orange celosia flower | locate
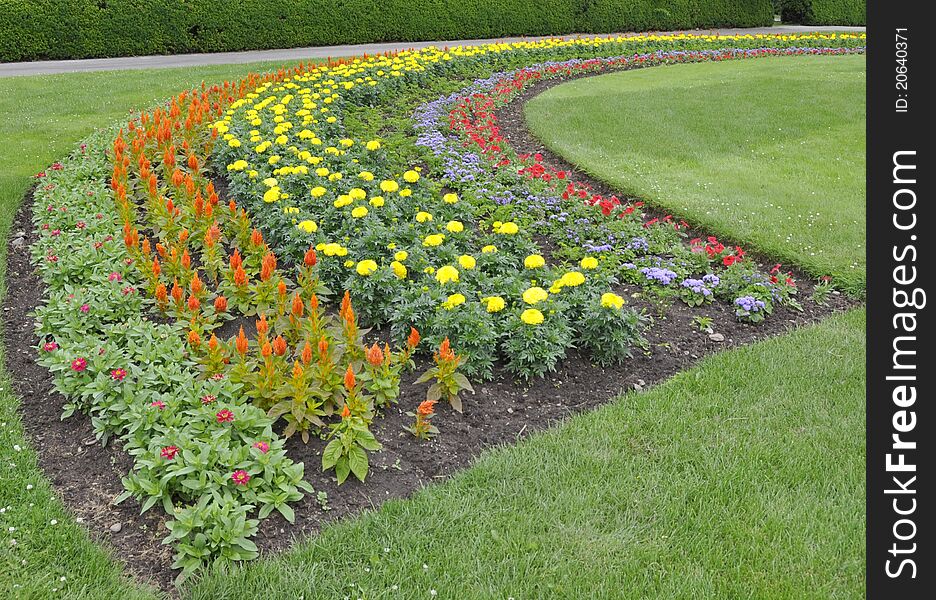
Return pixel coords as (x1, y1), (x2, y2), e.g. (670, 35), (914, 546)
(303, 246), (317, 267)
(171, 169), (184, 187)
(343, 365), (356, 392)
(228, 199), (237, 215)
(213, 295), (228, 313)
(193, 193), (203, 218)
(260, 252), (277, 281)
(229, 249), (242, 271)
(276, 280), (287, 298)
(141, 238), (151, 256)
(181, 248), (191, 270)
(408, 327), (421, 349)
(208, 334), (219, 352)
(151, 257), (161, 278)
(235, 326), (249, 355)
(301, 341), (313, 365)
(365, 343), (384, 367)
(250, 228), (264, 247)
(187, 154), (198, 171)
(416, 399), (437, 416)
(438, 337), (455, 362)
(256, 314), (269, 337)
(260, 341), (273, 358)
(233, 266), (248, 287)
(187, 295), (200, 312)
(170, 281), (183, 304)
(154, 283), (168, 305)
(318, 337), (329, 361)
(272, 336), (287, 356)
(341, 404), (351, 418)
(190, 272), (203, 295)
(187, 330), (201, 348)
(309, 294), (319, 312)
(155, 242), (167, 258)
(178, 228), (189, 244)
(339, 291), (352, 320)
(292, 361), (304, 379)
(291, 292), (304, 317)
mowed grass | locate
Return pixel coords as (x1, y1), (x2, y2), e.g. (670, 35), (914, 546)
(0, 63), (293, 600)
(187, 309), (866, 599)
(525, 55), (866, 294)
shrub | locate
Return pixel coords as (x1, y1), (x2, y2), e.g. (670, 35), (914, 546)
(780, 0), (865, 25)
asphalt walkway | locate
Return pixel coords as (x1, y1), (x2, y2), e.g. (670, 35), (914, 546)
(0, 25), (864, 78)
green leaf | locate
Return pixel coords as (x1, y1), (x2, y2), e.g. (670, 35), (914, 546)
(277, 503), (296, 523)
(321, 438), (343, 470)
(335, 456), (350, 485)
(348, 445), (369, 482)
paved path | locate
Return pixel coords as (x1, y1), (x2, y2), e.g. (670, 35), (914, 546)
(1, 26), (864, 78)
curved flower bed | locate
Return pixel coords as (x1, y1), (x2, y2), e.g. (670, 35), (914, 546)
(27, 32), (865, 581)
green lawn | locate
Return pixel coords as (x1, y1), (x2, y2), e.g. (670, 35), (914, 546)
(187, 309), (866, 599)
(525, 55), (866, 294)
(1, 56), (864, 599)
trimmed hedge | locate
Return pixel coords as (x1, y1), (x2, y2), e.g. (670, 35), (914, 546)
(780, 0), (865, 25)
(0, 0), (773, 63)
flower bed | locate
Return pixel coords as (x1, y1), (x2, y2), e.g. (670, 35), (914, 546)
(25, 32), (865, 582)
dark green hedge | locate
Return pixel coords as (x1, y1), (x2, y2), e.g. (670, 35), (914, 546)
(0, 0), (773, 63)
(780, 0), (865, 25)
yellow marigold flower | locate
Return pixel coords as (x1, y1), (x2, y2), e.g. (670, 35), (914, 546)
(522, 286), (549, 305)
(391, 261), (407, 279)
(520, 308), (545, 325)
(482, 296), (505, 313)
(416, 211), (433, 223)
(442, 293), (466, 310)
(351, 206), (369, 218)
(399, 188), (412, 197)
(247, 170), (258, 179)
(322, 243), (346, 256)
(228, 138), (242, 148)
(581, 256), (599, 270)
(549, 282), (564, 294)
(345, 260), (356, 268)
(315, 167), (329, 177)
(394, 250), (409, 261)
(328, 172), (343, 181)
(263, 177), (278, 187)
(524, 254), (546, 269)
(380, 180), (400, 193)
(443, 192), (459, 204)
(297, 220), (318, 233)
(263, 187), (281, 203)
(403, 170), (420, 183)
(333, 195), (352, 208)
(369, 196), (385, 207)
(560, 271), (585, 287)
(275, 135), (288, 145)
(498, 221), (519, 235)
(339, 138), (354, 147)
(458, 255), (476, 270)
(284, 206), (300, 215)
(366, 140), (381, 151)
(349, 187), (367, 200)
(310, 186), (327, 198)
(228, 159), (248, 171)
(481, 245), (497, 254)
(356, 260), (378, 276)
(446, 220), (464, 233)
(601, 292), (625, 309)
(435, 265), (459, 284)
(359, 171), (375, 181)
(423, 234), (445, 247)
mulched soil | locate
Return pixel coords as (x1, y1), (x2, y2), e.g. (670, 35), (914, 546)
(3, 78), (860, 593)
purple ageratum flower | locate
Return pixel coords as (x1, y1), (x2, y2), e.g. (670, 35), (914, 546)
(680, 278), (712, 297)
(734, 296), (766, 313)
(627, 237), (649, 252)
(702, 273), (720, 287)
(640, 267), (678, 286)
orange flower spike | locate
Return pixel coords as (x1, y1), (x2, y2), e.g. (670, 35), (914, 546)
(438, 337), (455, 362)
(317, 337), (329, 361)
(165, 198), (175, 215)
(292, 361), (304, 379)
(277, 280), (287, 298)
(187, 295), (200, 313)
(155, 242), (167, 258)
(301, 341), (313, 365)
(256, 314), (269, 337)
(233, 266), (248, 287)
(365, 343), (384, 367)
(170, 281), (183, 304)
(141, 238), (151, 256)
(187, 330), (201, 349)
(250, 228), (264, 248)
(154, 283), (168, 306)
(184, 175), (196, 197)
(190, 272), (203, 295)
(416, 399), (437, 417)
(235, 326), (249, 356)
(228, 199), (238, 215)
(339, 291), (352, 320)
(151, 257), (161, 278)
(171, 168), (184, 187)
(229, 249), (243, 271)
(187, 154), (199, 171)
(181, 248), (192, 270)
(193, 192), (204, 217)
(303, 246), (317, 267)
(272, 335), (287, 356)
(214, 295), (228, 313)
(291, 292), (304, 318)
(208, 334), (219, 352)
(309, 294), (319, 312)
(407, 327), (421, 349)
(260, 341), (273, 359)
(343, 365), (356, 392)
(341, 404), (351, 419)
(178, 229), (189, 244)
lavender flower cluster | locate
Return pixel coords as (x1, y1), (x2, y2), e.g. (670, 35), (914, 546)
(734, 296), (766, 313)
(640, 267), (678, 285)
(680, 278), (713, 297)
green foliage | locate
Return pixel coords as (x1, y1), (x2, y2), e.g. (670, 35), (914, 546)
(0, 0), (774, 62)
(780, 0), (865, 25)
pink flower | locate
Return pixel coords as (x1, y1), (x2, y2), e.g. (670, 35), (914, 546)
(93, 242), (103, 250)
(210, 373), (225, 381)
(50, 162), (63, 171)
(110, 368), (127, 381)
(70, 358), (87, 372)
(75, 221), (86, 230)
(160, 446), (178, 460)
(43, 341), (58, 352)
(231, 470), (250, 486)
(253, 441), (270, 454)
(50, 229), (61, 237)
(121, 286), (135, 296)
(201, 394), (216, 405)
(108, 272), (122, 282)
(216, 409), (234, 423)
(151, 400), (166, 410)
(46, 254), (58, 263)
(79, 304), (90, 313)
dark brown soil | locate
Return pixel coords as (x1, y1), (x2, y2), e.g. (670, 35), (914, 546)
(3, 78), (860, 593)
